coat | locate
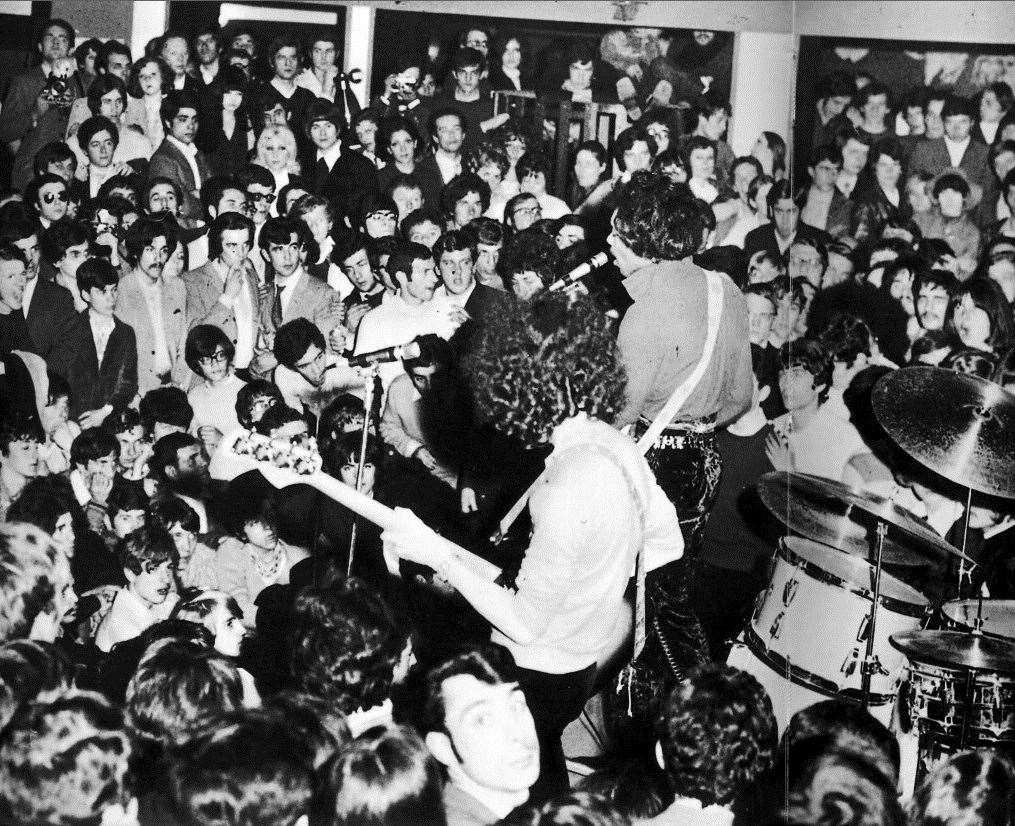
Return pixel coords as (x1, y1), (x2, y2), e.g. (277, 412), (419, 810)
(55, 312), (138, 417)
(25, 277), (77, 363)
(114, 272), (190, 393)
(148, 138), (212, 220)
(304, 145), (378, 224)
(908, 137), (996, 228)
(183, 260), (261, 349)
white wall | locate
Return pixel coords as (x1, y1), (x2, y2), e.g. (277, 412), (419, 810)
(793, 1), (1015, 44)
(729, 31), (796, 157)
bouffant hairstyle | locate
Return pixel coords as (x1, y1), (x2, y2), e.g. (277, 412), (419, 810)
(817, 313), (875, 368)
(656, 664), (777, 808)
(311, 723), (444, 826)
(498, 227), (561, 288)
(288, 579), (408, 715)
(116, 523), (175, 576)
(4, 476), (75, 536)
(122, 213), (179, 268)
(611, 171), (706, 261)
(262, 691), (350, 770)
(125, 638), (245, 747)
(465, 292), (627, 447)
(909, 749), (1015, 826)
(185, 323), (235, 375)
(0, 689), (134, 825)
(439, 172), (491, 219)
(779, 338), (833, 392)
(952, 277), (1015, 354)
(0, 523), (58, 644)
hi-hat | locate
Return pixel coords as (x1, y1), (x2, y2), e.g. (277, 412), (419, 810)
(757, 471), (967, 566)
(872, 367), (1015, 500)
(890, 630), (1015, 674)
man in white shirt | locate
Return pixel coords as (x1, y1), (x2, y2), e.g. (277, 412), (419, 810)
(419, 646), (540, 826)
(836, 131), (871, 198)
(161, 34), (195, 92)
(354, 242), (465, 393)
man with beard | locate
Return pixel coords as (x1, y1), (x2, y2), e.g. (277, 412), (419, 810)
(115, 216), (190, 394)
(150, 431), (213, 534)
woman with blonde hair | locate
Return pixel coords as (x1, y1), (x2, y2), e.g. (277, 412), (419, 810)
(254, 124), (301, 214)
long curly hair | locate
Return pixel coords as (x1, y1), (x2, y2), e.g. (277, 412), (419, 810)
(465, 292), (627, 447)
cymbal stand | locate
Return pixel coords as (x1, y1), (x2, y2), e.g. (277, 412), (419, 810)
(861, 520), (890, 709)
(347, 366), (379, 577)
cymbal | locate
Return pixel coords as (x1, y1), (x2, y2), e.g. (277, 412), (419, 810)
(757, 471), (968, 566)
(891, 630), (1015, 674)
(872, 367), (1015, 499)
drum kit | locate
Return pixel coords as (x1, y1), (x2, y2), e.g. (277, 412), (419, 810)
(727, 366), (1015, 781)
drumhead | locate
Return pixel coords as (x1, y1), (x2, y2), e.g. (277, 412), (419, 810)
(781, 536), (928, 608)
(942, 600), (1015, 639)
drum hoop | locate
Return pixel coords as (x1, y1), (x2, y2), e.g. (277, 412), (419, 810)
(743, 626), (896, 705)
(777, 542), (927, 619)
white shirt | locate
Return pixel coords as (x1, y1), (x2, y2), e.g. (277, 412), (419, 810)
(166, 134), (201, 189)
(773, 405), (870, 482)
(172, 74), (187, 90)
(945, 136), (971, 169)
(199, 63), (218, 85)
(435, 280), (475, 309)
(138, 276), (171, 375)
(214, 260), (255, 368)
(354, 294), (464, 393)
(276, 269), (305, 317)
(536, 192), (572, 219)
(21, 277), (37, 318)
(270, 77), (298, 99)
(434, 151), (462, 185)
(316, 140), (343, 172)
(89, 311), (115, 365)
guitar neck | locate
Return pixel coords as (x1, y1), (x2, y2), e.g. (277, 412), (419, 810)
(300, 471), (503, 583)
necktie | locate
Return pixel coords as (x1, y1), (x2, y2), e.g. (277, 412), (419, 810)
(271, 281), (284, 328)
(315, 156), (330, 189)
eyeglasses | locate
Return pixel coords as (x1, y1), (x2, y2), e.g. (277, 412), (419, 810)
(41, 190), (69, 205)
(513, 203), (541, 218)
(248, 191), (276, 203)
(199, 350), (229, 365)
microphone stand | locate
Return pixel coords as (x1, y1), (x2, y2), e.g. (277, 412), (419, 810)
(347, 366), (380, 576)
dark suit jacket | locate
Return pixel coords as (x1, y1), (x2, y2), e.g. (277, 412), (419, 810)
(55, 312), (138, 417)
(25, 277), (76, 363)
(743, 222), (826, 261)
(908, 137), (995, 228)
(305, 146), (378, 224)
(447, 282), (502, 364)
(414, 151), (453, 206)
(148, 138), (213, 220)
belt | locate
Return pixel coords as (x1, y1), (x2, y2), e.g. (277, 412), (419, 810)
(636, 414), (716, 435)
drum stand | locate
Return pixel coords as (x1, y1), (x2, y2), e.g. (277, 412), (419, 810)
(861, 521), (891, 709)
(347, 366), (380, 577)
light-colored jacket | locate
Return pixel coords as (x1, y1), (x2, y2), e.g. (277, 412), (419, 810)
(114, 271), (191, 394)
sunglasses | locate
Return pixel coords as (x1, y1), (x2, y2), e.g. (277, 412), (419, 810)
(248, 191), (276, 202)
(41, 190), (69, 205)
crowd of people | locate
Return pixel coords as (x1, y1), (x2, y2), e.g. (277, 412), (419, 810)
(1, 13), (1015, 826)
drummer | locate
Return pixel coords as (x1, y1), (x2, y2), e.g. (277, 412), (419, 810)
(765, 340), (880, 486)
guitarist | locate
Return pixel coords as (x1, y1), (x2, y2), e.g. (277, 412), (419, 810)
(382, 292), (683, 804)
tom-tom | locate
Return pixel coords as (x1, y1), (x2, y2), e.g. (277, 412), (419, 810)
(903, 660), (1015, 742)
(941, 600), (1015, 641)
(747, 536), (928, 703)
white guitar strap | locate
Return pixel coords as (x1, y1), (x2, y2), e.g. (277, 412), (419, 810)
(635, 269), (727, 454)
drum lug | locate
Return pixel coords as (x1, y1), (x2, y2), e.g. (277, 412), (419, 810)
(770, 611), (784, 640)
(841, 647), (860, 678)
(782, 578), (798, 607)
(857, 613), (870, 642)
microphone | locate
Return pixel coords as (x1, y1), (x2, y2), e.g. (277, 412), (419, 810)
(547, 252), (611, 292)
(346, 341), (422, 367)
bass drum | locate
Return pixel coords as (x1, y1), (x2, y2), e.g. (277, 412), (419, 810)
(941, 600), (1015, 640)
(747, 537), (928, 703)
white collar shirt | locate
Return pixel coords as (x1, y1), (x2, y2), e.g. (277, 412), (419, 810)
(166, 134), (201, 187)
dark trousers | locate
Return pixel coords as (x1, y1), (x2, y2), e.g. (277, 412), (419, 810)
(689, 560), (770, 663)
(515, 663), (596, 803)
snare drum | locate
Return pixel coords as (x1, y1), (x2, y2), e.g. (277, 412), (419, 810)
(747, 537), (928, 703)
(904, 660), (1015, 741)
(941, 600), (1015, 640)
